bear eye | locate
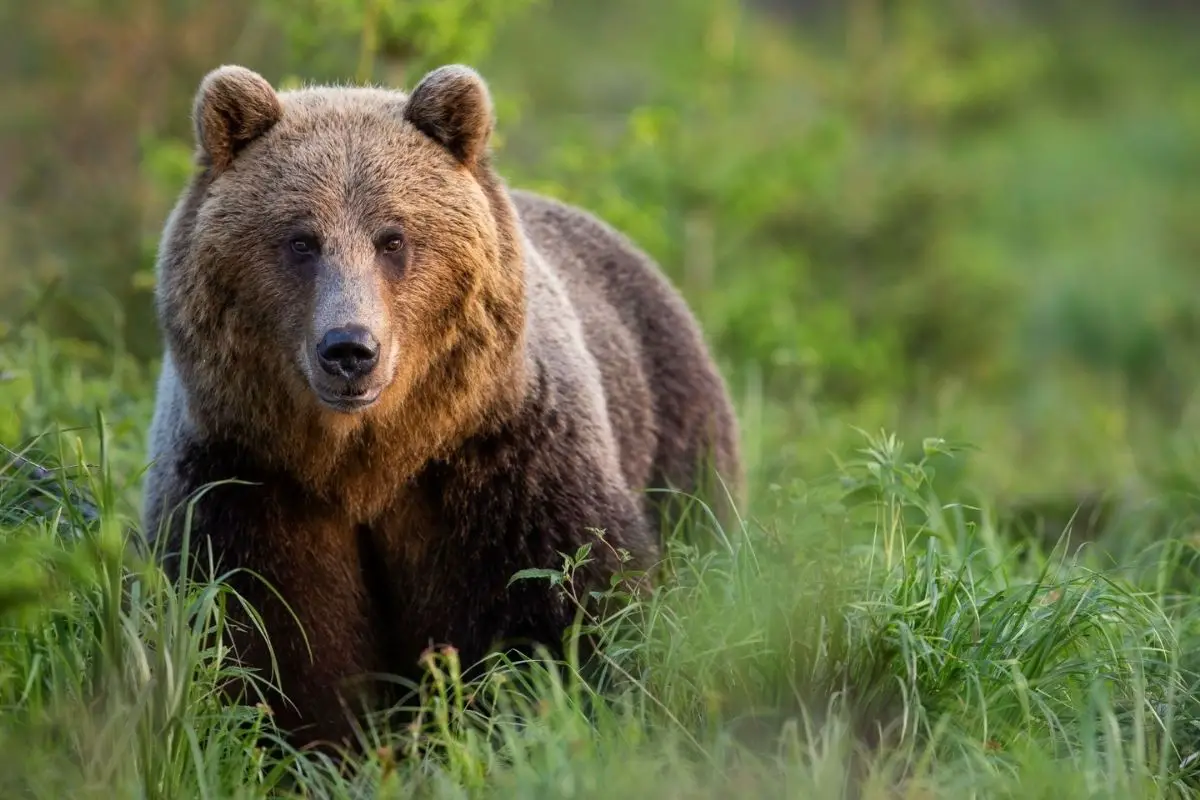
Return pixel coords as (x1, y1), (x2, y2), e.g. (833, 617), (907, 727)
(289, 235), (319, 256)
(375, 230), (407, 279)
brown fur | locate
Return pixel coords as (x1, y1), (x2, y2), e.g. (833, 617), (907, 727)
(143, 64), (741, 751)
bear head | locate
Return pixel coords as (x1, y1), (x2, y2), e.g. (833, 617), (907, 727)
(155, 64), (527, 507)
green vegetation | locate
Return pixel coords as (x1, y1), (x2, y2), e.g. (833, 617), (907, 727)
(3, 0), (1200, 795)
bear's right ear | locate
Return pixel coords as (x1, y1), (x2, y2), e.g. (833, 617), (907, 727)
(403, 65), (494, 168)
(192, 65), (283, 173)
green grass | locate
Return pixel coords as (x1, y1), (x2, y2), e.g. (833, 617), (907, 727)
(4, 338), (1200, 798)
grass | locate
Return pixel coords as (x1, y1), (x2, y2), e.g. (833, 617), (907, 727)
(4, 339), (1200, 798)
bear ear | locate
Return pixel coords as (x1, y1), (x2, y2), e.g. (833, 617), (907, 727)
(403, 65), (494, 167)
(193, 65), (283, 173)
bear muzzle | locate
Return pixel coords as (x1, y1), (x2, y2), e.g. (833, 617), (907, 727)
(317, 325), (379, 380)
(310, 324), (386, 413)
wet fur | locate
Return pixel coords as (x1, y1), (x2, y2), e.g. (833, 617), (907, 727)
(143, 65), (741, 750)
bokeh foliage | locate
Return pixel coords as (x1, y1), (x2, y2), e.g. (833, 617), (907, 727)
(3, 0), (1199, 518)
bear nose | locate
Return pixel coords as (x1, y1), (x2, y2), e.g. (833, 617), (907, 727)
(316, 325), (380, 379)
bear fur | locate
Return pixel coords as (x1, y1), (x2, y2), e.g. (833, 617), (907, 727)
(142, 63), (741, 750)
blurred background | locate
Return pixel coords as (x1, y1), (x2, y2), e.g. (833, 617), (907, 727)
(1, 0), (1198, 544)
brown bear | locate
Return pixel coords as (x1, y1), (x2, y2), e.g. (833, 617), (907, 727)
(142, 62), (742, 750)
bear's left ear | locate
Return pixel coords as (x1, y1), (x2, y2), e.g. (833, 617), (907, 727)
(193, 65), (283, 173)
(403, 65), (494, 167)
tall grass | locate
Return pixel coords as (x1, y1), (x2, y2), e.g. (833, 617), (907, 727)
(2, 355), (1199, 797)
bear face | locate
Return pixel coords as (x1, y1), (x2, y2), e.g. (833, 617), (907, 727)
(156, 66), (528, 514)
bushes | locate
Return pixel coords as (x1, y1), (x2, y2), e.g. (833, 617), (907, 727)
(4, 0), (1199, 502)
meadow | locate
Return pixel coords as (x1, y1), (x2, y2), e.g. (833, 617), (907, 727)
(2, 0), (1200, 796)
